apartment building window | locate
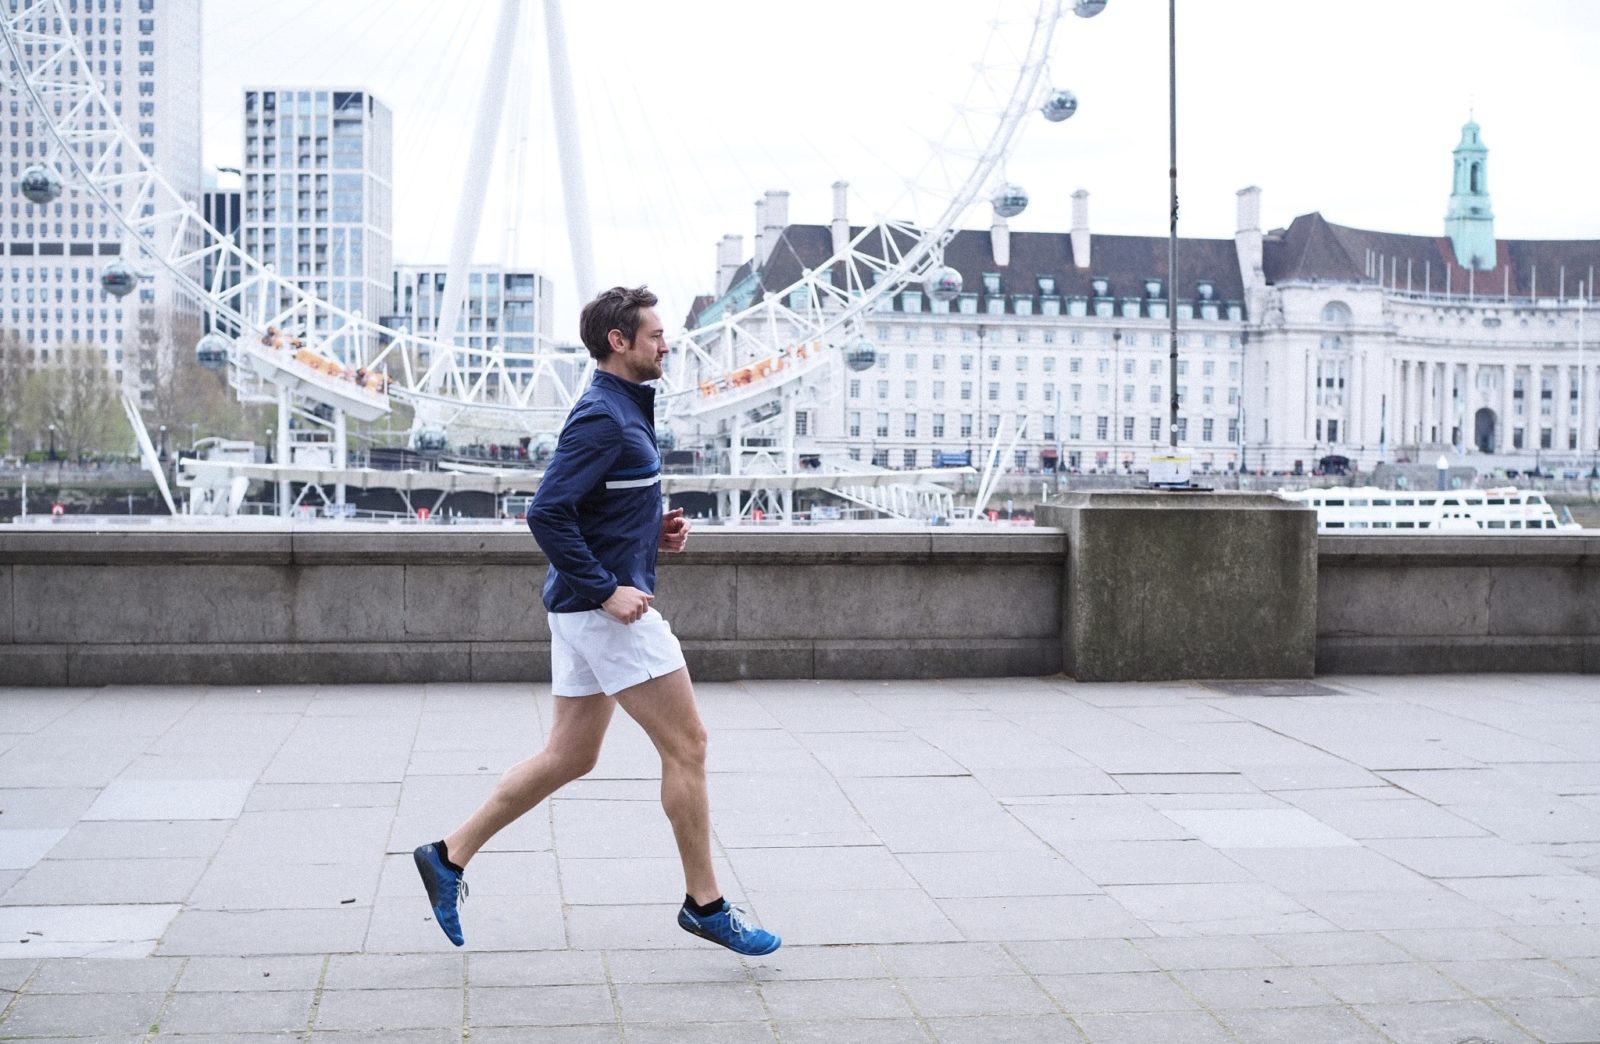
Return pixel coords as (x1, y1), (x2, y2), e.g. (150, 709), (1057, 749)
(932, 413), (945, 438)
(1070, 415), (1082, 439)
(960, 414), (973, 437)
(795, 411), (809, 436)
(876, 379), (888, 398)
(903, 413), (917, 437)
(988, 382), (1000, 401)
(904, 449), (918, 468)
(876, 412), (889, 438)
(848, 411), (860, 437)
(1016, 383), (1027, 402)
(848, 379), (860, 399)
(1202, 418), (1214, 442)
(1150, 418), (1162, 441)
(1123, 417), (1135, 440)
(1096, 416), (1108, 439)
(905, 381), (916, 399)
(960, 381), (972, 401)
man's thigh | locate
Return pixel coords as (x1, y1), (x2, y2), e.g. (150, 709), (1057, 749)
(613, 668), (704, 761)
(545, 691), (618, 759)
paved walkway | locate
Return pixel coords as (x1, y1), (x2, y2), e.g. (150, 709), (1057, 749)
(1, 675), (1598, 1043)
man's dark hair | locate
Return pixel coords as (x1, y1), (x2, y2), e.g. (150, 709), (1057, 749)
(579, 285), (658, 361)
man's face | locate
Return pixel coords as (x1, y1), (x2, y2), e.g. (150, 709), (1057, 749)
(619, 306), (669, 382)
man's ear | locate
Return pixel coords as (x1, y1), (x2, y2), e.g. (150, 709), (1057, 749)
(607, 328), (629, 353)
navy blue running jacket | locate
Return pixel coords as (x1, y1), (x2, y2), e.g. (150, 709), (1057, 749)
(527, 369), (663, 613)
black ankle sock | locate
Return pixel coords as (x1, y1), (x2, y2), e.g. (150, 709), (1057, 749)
(685, 894), (727, 917)
(436, 840), (465, 876)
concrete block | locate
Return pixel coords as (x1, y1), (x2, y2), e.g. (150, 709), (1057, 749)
(1041, 492), (1317, 681)
(403, 564), (545, 642)
(652, 562), (738, 639)
(1316, 635), (1586, 675)
(1487, 564), (1591, 637)
(1319, 565), (1492, 638)
(0, 564), (12, 643)
(735, 562), (1058, 640)
(682, 640), (814, 681)
(0, 645), (67, 685)
(469, 642), (550, 683)
(290, 565), (404, 642)
(15, 564), (294, 643)
(65, 642), (474, 687)
(812, 638), (1059, 679)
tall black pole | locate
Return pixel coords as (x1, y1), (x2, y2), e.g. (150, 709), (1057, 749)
(1167, 0), (1180, 452)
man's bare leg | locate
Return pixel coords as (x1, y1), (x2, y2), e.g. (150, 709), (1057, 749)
(443, 692), (617, 867)
(613, 667), (719, 904)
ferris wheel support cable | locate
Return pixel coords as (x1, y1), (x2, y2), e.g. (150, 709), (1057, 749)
(432, 0), (521, 395)
(543, 0), (597, 303)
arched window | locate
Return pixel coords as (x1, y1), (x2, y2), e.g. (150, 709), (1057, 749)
(1320, 301), (1351, 325)
(1470, 162), (1481, 193)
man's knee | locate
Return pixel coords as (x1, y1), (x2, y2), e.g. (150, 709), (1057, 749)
(541, 743), (601, 783)
(672, 721), (709, 769)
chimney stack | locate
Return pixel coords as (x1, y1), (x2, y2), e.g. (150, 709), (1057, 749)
(752, 198), (767, 271)
(762, 189), (789, 264)
(990, 215), (1011, 268)
(831, 180), (850, 257)
(1070, 189), (1090, 269)
(1234, 185), (1265, 317)
(716, 234), (743, 295)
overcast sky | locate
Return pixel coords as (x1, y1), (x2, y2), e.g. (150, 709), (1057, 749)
(199, 0), (1600, 341)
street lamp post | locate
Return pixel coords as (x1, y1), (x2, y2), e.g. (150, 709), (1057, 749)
(157, 424), (167, 462)
(47, 423), (56, 462)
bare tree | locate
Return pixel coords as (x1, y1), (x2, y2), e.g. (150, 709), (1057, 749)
(16, 341), (124, 460)
(0, 328), (29, 456)
(140, 310), (270, 448)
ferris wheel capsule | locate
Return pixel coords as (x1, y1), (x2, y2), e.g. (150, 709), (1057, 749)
(1073, 0), (1108, 17)
(991, 184), (1029, 219)
(655, 424), (676, 452)
(100, 261), (138, 298)
(195, 332), (231, 370)
(845, 340), (877, 372)
(925, 265), (964, 302)
(19, 165), (64, 205)
(1041, 89), (1078, 122)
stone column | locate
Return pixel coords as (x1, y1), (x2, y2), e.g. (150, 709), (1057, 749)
(1427, 358), (1440, 445)
(1464, 361), (1478, 451)
(1557, 363), (1572, 454)
(1502, 362), (1517, 453)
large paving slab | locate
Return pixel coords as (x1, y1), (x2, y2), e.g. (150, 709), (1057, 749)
(0, 674), (1596, 1041)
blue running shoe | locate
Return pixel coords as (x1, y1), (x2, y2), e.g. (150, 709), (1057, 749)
(677, 900), (781, 956)
(413, 843), (466, 946)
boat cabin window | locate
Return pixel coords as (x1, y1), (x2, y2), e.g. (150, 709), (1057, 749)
(1396, 499), (1415, 507)
(1373, 498), (1391, 506)
(1350, 499), (1368, 507)
(1486, 520), (1506, 528)
(1487, 498), (1505, 505)
(1325, 499), (1344, 507)
(1326, 521), (1345, 528)
(1442, 499), (1459, 505)
(1510, 520), (1522, 528)
(1396, 521), (1416, 528)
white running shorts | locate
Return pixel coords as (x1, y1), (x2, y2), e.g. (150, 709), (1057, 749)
(547, 607), (687, 697)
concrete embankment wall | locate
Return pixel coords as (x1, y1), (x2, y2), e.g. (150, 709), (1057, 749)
(1, 526), (1595, 685)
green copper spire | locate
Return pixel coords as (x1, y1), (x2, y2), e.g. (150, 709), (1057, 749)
(1444, 117), (1496, 270)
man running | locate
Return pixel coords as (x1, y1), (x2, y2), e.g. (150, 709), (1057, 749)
(414, 285), (780, 957)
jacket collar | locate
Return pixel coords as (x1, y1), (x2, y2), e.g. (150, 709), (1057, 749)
(592, 368), (657, 412)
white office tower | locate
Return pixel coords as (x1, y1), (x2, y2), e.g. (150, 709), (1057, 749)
(240, 88), (393, 360)
(391, 264), (554, 358)
(2, 0), (202, 403)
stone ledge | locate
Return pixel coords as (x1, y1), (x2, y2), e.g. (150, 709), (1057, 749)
(1317, 635), (1598, 674)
